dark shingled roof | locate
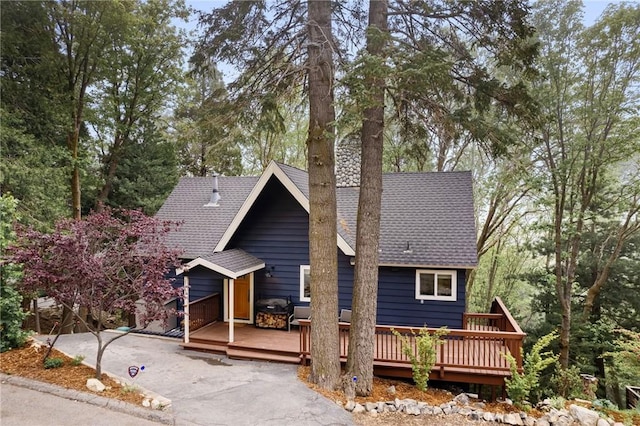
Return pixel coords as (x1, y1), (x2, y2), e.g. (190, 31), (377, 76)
(155, 176), (258, 259)
(157, 163), (477, 268)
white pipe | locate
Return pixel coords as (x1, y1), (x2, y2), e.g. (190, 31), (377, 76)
(229, 278), (234, 343)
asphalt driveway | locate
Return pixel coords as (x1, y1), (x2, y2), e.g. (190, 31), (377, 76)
(32, 332), (352, 426)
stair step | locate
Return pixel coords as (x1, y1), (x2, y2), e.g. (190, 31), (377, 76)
(181, 341), (227, 354)
(226, 348), (301, 364)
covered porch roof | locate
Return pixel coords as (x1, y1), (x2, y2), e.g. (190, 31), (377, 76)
(177, 248), (265, 279)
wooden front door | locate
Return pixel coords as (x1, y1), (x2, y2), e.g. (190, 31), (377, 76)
(232, 274), (251, 320)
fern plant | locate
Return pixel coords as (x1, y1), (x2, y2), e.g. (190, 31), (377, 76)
(392, 326), (449, 391)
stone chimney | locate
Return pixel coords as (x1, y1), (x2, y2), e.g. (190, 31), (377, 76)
(335, 137), (361, 187)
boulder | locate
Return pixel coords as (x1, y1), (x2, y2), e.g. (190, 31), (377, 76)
(365, 402), (378, 412)
(504, 412), (524, 425)
(454, 393), (470, 406)
(86, 378), (105, 393)
(570, 404), (600, 426)
(352, 403), (366, 414)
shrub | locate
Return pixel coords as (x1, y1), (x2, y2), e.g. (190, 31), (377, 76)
(43, 357), (64, 369)
(505, 331), (558, 406)
(71, 355), (85, 366)
(551, 363), (588, 399)
(392, 326), (449, 391)
(0, 195), (29, 352)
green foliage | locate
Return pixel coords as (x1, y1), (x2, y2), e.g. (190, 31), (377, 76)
(549, 396), (567, 410)
(392, 327), (449, 392)
(551, 363), (592, 399)
(71, 355), (86, 366)
(43, 357), (64, 369)
(505, 331), (559, 405)
(0, 195), (29, 352)
(121, 383), (140, 394)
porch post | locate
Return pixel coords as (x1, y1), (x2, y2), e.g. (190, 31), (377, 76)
(229, 278), (235, 343)
(183, 269), (190, 344)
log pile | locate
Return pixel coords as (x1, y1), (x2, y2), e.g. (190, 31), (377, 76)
(256, 312), (288, 329)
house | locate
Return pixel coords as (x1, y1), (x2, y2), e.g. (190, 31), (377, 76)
(155, 154), (525, 389)
(156, 160), (477, 328)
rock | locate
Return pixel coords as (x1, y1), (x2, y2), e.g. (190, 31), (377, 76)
(420, 406), (432, 415)
(495, 413), (504, 423)
(406, 404), (421, 416)
(432, 407), (443, 415)
(596, 419), (610, 426)
(504, 413), (524, 425)
(142, 399), (151, 408)
(469, 412), (481, 421)
(345, 400), (356, 412)
(454, 393), (470, 406)
(386, 385), (396, 395)
(570, 404), (600, 426)
(365, 402), (378, 412)
(369, 410), (378, 417)
(86, 378), (105, 392)
(377, 402), (386, 413)
(524, 416), (536, 426)
(536, 419), (550, 426)
(483, 412), (495, 422)
(151, 399), (161, 410)
(473, 401), (486, 409)
(443, 406), (452, 415)
(352, 403), (366, 414)
(458, 408), (472, 416)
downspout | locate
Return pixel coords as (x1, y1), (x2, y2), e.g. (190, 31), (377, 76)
(183, 268), (190, 344)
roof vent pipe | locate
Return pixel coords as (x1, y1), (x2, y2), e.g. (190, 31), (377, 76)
(204, 173), (221, 207)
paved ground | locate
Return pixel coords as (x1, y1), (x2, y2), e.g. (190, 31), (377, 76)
(4, 332), (353, 426)
(0, 380), (164, 426)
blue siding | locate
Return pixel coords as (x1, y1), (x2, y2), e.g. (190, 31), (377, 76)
(376, 267), (466, 328)
(230, 177), (312, 304)
(181, 265), (224, 302)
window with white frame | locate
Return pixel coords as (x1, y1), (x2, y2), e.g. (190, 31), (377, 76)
(415, 270), (457, 301)
(300, 265), (311, 302)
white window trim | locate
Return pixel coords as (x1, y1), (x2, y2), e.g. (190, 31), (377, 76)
(415, 269), (457, 301)
(300, 265), (311, 302)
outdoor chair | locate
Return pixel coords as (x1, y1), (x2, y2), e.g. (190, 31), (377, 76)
(339, 309), (352, 323)
(288, 305), (311, 332)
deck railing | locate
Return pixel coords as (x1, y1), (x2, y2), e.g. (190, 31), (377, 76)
(626, 386), (640, 409)
(299, 297), (525, 376)
(189, 293), (220, 332)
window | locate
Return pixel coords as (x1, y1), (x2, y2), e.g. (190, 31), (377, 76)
(300, 265), (311, 302)
(415, 270), (457, 301)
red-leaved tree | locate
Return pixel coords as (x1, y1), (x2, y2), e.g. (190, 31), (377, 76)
(7, 207), (182, 378)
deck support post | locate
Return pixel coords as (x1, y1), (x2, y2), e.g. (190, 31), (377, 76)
(229, 278), (235, 343)
(184, 270), (190, 344)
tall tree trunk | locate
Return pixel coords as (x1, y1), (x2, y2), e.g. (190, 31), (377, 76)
(307, 0), (340, 391)
(69, 127), (82, 220)
(346, 0), (387, 397)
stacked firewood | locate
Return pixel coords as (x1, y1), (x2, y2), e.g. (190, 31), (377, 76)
(256, 312), (287, 329)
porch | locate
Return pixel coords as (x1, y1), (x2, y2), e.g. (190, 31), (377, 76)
(181, 296), (525, 388)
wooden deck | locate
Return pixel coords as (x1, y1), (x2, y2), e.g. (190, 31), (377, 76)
(181, 297), (525, 388)
(183, 322), (302, 363)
